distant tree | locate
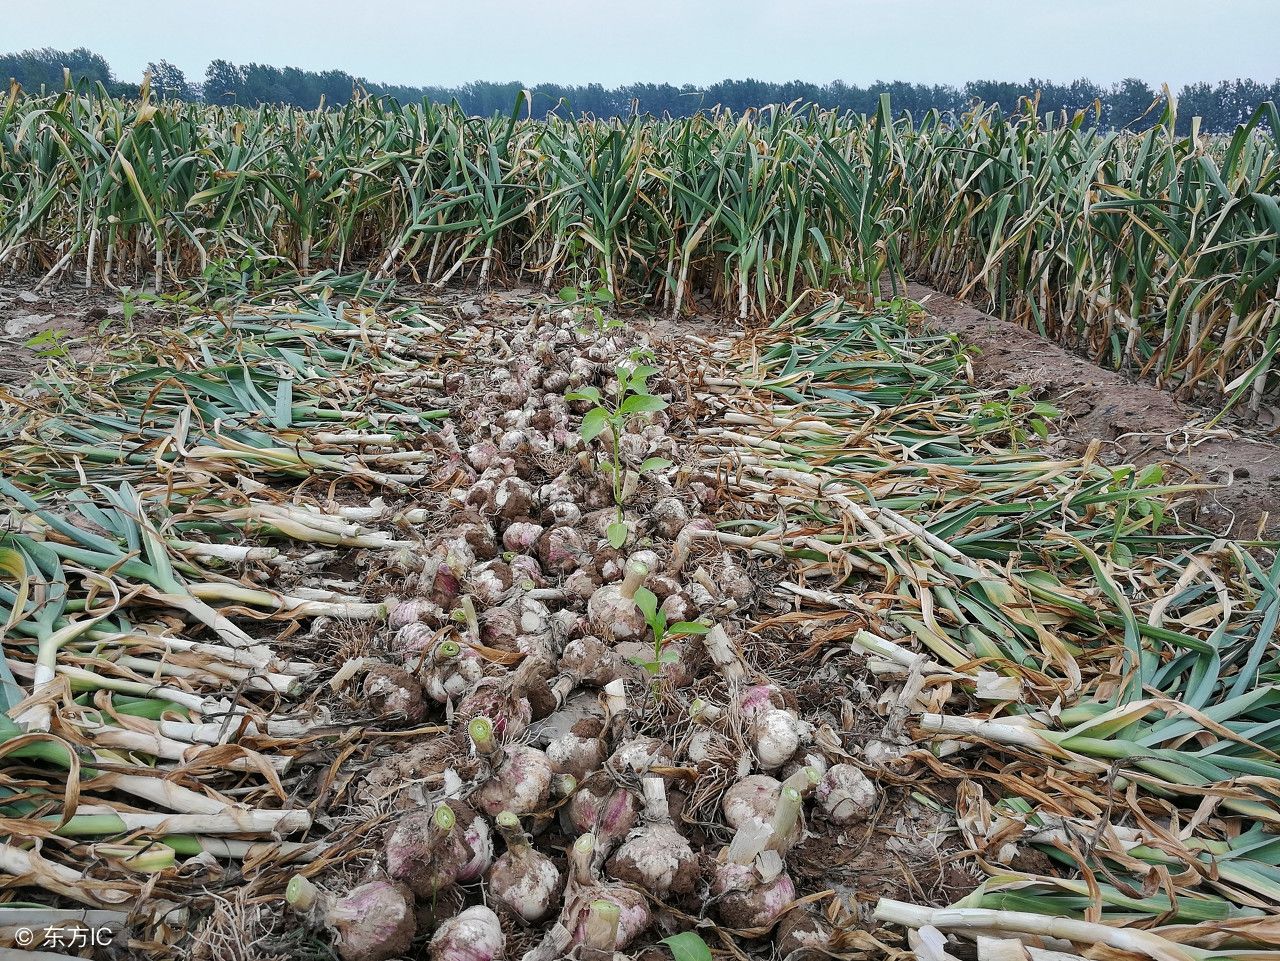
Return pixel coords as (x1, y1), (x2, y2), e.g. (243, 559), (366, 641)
(1106, 78), (1160, 130)
(1030, 78), (1104, 125)
(203, 59), (244, 103)
(1224, 78), (1273, 128)
(146, 59), (191, 100)
(1175, 81), (1217, 134)
(3, 45), (1277, 130)
(240, 63), (283, 104)
(315, 69), (357, 107)
(964, 80), (1029, 114)
(0, 46), (115, 93)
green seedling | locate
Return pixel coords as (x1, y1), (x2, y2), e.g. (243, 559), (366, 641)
(971, 385), (1060, 450)
(567, 354), (672, 548)
(23, 328), (70, 359)
(628, 586), (708, 680)
(559, 278), (620, 333)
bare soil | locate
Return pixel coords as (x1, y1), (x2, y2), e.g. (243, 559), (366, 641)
(906, 281), (1280, 538)
(0, 280), (168, 387)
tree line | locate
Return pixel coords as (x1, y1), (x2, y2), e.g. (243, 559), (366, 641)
(3, 46), (1277, 132)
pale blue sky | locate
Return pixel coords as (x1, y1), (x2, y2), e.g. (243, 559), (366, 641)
(4, 0), (1272, 89)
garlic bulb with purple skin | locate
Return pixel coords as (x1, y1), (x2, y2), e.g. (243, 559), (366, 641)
(539, 472), (577, 508)
(543, 500), (582, 529)
(645, 572), (681, 599)
(466, 440), (501, 472)
(732, 683), (785, 717)
(722, 767), (819, 852)
(536, 525), (586, 573)
(446, 513), (500, 561)
(565, 569), (602, 599)
(563, 776), (640, 852)
(393, 621), (439, 662)
(722, 774), (783, 832)
(625, 548), (661, 572)
(509, 553), (547, 587)
(732, 685), (812, 771)
(593, 549), (627, 584)
(615, 636), (695, 688)
(386, 803), (473, 897)
(455, 677), (531, 739)
(285, 876), (416, 961)
(577, 900), (622, 961)
(502, 520), (543, 553)
(422, 559), (465, 609)
(429, 905), (505, 961)
(587, 559), (649, 642)
(607, 777), (699, 898)
(362, 664), (427, 724)
(488, 811), (563, 923)
(716, 553), (754, 607)
(492, 475), (537, 521)
(545, 716), (606, 781)
(714, 861), (796, 931)
(469, 716), (553, 817)
(479, 595), (552, 652)
(564, 834), (651, 952)
(558, 635), (633, 688)
(816, 763), (878, 824)
(466, 560), (513, 607)
(423, 640), (486, 704)
(649, 496), (689, 539)
(451, 800), (493, 882)
(711, 786), (802, 930)
(387, 596), (446, 630)
(751, 707), (811, 771)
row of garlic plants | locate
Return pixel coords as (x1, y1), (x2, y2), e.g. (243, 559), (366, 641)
(2, 81), (1276, 405)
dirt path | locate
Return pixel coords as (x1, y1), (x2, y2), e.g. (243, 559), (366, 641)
(905, 281), (1280, 538)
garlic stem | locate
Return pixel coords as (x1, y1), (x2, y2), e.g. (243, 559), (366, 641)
(704, 624), (747, 683)
(433, 802), (457, 834)
(583, 899), (621, 953)
(172, 540), (279, 564)
(460, 595), (480, 643)
(620, 469), (639, 504)
(495, 810), (529, 852)
(286, 874), (321, 911)
(556, 773), (578, 798)
(469, 715), (500, 760)
(618, 561), (649, 601)
(726, 822), (773, 866)
(727, 785), (802, 864)
(690, 697), (723, 723)
(872, 899), (1201, 961)
(781, 765), (821, 797)
(603, 679), (628, 719)
(641, 777), (669, 822)
(571, 832), (597, 884)
(767, 786), (803, 851)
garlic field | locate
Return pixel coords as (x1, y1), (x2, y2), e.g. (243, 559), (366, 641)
(2, 283), (1279, 961)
